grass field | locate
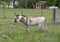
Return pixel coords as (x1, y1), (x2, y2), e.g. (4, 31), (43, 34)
(0, 9), (60, 42)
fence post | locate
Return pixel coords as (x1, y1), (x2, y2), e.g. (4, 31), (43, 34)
(52, 8), (56, 24)
(49, 6), (58, 24)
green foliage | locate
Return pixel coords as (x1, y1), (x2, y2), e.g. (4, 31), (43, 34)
(58, 0), (60, 8)
(46, 0), (57, 6)
(17, 0), (38, 8)
(17, 0), (26, 8)
(0, 0), (10, 2)
(1, 0), (60, 8)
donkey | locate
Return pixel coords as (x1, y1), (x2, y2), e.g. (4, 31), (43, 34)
(13, 14), (47, 32)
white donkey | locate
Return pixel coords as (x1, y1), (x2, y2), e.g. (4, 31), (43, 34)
(13, 14), (47, 32)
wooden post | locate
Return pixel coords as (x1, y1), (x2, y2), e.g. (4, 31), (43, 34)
(49, 6), (58, 24)
(52, 8), (56, 24)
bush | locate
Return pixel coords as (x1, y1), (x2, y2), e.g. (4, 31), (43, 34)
(46, 0), (57, 6)
(17, 0), (38, 8)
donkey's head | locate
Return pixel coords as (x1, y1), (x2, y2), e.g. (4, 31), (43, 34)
(13, 13), (23, 24)
(13, 13), (27, 24)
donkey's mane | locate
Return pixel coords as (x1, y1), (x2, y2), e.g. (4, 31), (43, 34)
(22, 14), (27, 17)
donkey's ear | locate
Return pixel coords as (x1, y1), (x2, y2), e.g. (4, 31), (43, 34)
(21, 11), (25, 16)
(21, 14), (26, 17)
(14, 13), (19, 16)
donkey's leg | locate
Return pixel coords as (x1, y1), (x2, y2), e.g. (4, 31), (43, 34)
(41, 22), (47, 32)
(44, 23), (47, 31)
(38, 24), (42, 31)
(25, 25), (30, 32)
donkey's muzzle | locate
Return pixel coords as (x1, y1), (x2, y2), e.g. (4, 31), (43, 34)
(13, 21), (17, 25)
(13, 18), (17, 25)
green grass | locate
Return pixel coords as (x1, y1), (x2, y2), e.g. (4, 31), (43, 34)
(0, 9), (60, 42)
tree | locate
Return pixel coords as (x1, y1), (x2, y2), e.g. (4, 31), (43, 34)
(17, 0), (38, 8)
(46, 0), (57, 6)
(58, 0), (60, 8)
